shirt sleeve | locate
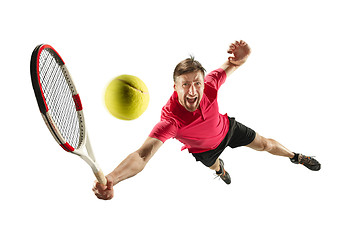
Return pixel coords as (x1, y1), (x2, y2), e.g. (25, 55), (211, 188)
(149, 120), (177, 143)
(204, 68), (227, 90)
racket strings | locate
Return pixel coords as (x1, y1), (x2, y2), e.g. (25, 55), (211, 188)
(39, 49), (81, 149)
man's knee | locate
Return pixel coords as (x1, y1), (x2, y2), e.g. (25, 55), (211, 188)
(260, 138), (274, 152)
(247, 134), (274, 152)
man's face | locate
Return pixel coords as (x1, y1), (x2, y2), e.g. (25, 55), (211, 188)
(174, 71), (204, 112)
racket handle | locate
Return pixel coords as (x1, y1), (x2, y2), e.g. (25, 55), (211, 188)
(94, 170), (107, 185)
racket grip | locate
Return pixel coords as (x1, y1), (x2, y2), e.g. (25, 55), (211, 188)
(94, 170), (107, 185)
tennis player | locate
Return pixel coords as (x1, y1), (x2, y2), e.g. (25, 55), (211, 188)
(93, 40), (320, 200)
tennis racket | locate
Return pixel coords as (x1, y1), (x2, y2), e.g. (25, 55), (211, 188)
(30, 44), (107, 185)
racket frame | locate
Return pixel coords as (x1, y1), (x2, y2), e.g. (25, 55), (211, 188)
(30, 44), (106, 185)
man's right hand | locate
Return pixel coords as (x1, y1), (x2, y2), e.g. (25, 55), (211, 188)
(91, 137), (163, 200)
(92, 176), (114, 200)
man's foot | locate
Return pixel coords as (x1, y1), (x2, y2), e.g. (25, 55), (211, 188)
(215, 159), (231, 184)
(290, 153), (321, 171)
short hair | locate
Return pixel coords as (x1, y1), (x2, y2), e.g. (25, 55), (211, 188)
(173, 56), (206, 82)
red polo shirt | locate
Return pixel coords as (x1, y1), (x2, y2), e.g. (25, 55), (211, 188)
(149, 68), (229, 153)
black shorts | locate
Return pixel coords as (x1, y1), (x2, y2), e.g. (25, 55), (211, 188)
(191, 117), (256, 167)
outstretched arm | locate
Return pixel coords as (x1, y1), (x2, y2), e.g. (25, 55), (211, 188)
(221, 40), (251, 76)
(92, 137), (163, 200)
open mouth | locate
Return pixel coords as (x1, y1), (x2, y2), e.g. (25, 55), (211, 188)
(187, 97), (197, 104)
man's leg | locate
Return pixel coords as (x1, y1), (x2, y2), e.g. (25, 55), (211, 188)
(246, 133), (295, 158)
(209, 158), (221, 171)
(246, 132), (321, 171)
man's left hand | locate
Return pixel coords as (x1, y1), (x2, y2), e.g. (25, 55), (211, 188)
(227, 40), (251, 66)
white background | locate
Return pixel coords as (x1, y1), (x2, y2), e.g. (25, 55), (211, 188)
(1, 0), (359, 239)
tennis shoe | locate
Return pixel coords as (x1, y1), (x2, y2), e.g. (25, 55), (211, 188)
(214, 159), (231, 184)
(290, 154), (321, 171)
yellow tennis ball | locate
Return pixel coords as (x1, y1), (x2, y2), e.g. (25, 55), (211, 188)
(104, 75), (149, 120)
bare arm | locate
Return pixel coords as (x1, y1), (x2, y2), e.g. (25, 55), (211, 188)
(108, 137), (163, 185)
(93, 137), (163, 200)
(220, 40), (251, 77)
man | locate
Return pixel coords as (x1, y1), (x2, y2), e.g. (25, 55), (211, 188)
(93, 40), (320, 200)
